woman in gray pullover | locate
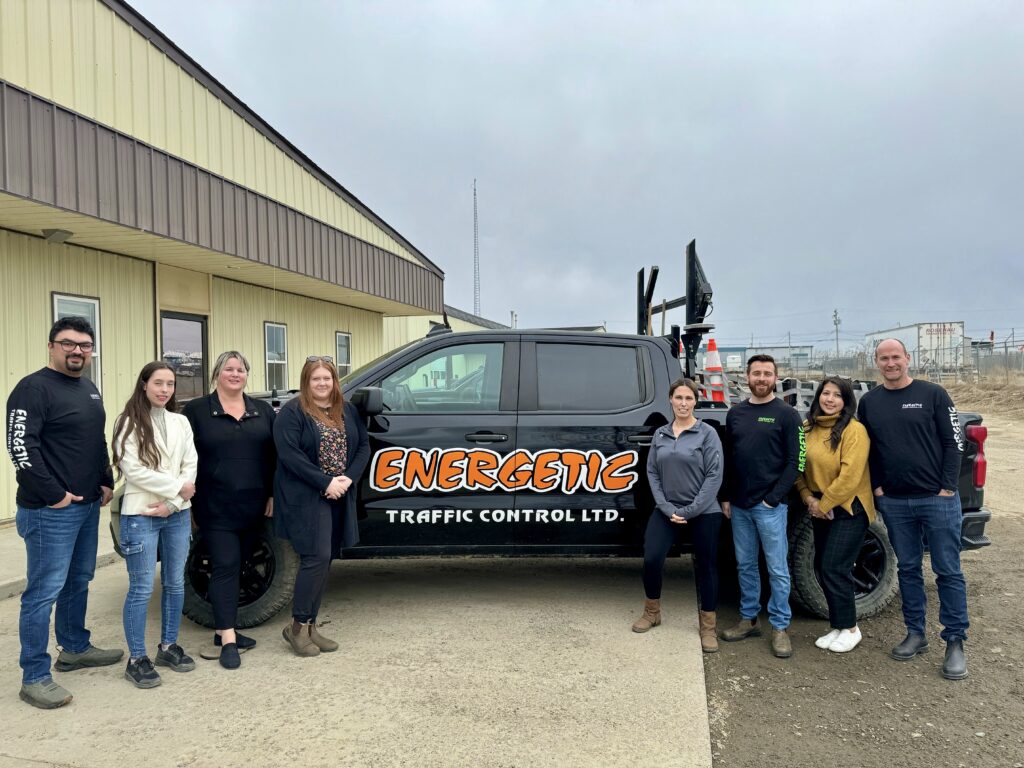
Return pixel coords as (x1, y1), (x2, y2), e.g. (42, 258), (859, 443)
(632, 378), (724, 652)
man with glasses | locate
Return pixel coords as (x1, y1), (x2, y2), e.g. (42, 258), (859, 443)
(6, 316), (123, 708)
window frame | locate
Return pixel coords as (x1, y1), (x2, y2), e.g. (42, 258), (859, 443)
(264, 321), (289, 392)
(51, 292), (102, 393)
(529, 340), (652, 414)
(335, 331), (352, 378)
(376, 341), (507, 414)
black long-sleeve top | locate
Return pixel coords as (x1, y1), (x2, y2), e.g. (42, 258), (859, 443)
(722, 397), (805, 508)
(856, 379), (963, 498)
(6, 367), (113, 509)
(182, 392), (276, 530)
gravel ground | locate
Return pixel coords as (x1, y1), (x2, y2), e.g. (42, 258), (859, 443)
(705, 412), (1024, 768)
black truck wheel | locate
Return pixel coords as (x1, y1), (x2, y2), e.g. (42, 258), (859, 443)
(788, 514), (898, 620)
(182, 518), (300, 629)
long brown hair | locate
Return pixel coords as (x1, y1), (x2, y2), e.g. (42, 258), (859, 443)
(112, 362), (178, 476)
(298, 359), (345, 430)
(805, 375), (857, 452)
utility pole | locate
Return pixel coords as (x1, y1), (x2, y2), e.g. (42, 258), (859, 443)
(833, 309), (841, 359)
(473, 179), (480, 316)
(509, 310), (517, 328)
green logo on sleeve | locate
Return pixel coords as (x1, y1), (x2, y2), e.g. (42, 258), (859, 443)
(797, 427), (807, 472)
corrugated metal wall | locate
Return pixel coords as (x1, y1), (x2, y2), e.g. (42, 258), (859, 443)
(0, 0), (420, 267)
(0, 228), (155, 520)
(210, 278), (383, 391)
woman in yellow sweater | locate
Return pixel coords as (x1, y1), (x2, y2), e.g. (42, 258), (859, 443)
(795, 376), (875, 653)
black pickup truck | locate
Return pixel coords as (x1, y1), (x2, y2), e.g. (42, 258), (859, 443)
(164, 327), (990, 628)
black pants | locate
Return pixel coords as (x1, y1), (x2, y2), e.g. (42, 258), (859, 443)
(292, 502), (333, 623)
(812, 503), (869, 630)
(642, 511), (722, 610)
(203, 525), (262, 630)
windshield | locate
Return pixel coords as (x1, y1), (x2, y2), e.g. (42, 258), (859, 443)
(340, 339), (423, 387)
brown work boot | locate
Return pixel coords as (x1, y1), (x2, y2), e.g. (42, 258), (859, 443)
(699, 610), (719, 653)
(631, 599), (661, 633)
(309, 623), (339, 653)
(771, 628), (793, 658)
(720, 617), (762, 642)
(282, 620), (320, 657)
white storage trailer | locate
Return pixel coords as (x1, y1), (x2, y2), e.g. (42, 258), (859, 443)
(865, 322), (966, 370)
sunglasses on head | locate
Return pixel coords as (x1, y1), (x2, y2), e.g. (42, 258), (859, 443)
(306, 356), (334, 364)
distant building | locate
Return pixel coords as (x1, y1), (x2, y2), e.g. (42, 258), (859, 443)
(746, 345), (814, 372)
(864, 322), (966, 370)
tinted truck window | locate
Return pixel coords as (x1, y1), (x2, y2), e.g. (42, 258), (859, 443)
(380, 342), (503, 412)
(537, 343), (643, 411)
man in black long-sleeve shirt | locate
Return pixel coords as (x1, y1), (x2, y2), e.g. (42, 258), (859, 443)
(6, 317), (123, 709)
(719, 355), (805, 658)
(857, 338), (968, 680)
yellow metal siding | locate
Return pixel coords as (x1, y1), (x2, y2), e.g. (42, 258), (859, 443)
(0, 0), (419, 266)
(383, 314), (500, 352)
(210, 278), (383, 391)
(0, 229), (155, 520)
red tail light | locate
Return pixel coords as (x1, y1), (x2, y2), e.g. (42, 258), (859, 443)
(967, 424), (987, 488)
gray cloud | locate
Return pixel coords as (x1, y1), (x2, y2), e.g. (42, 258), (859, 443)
(134, 0), (1024, 349)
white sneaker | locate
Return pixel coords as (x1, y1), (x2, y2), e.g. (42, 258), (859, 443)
(815, 628), (841, 649)
(828, 627), (863, 653)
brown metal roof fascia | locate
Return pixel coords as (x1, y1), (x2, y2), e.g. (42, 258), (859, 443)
(98, 0), (443, 279)
(0, 80), (443, 315)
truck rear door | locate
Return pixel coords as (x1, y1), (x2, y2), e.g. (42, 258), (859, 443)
(512, 336), (663, 552)
(354, 336), (520, 550)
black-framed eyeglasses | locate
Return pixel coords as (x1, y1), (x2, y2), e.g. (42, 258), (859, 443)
(53, 339), (95, 353)
(306, 355), (334, 364)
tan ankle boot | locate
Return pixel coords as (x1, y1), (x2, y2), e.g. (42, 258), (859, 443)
(699, 610), (719, 653)
(632, 599), (661, 633)
(282, 620), (320, 657)
(308, 623), (339, 653)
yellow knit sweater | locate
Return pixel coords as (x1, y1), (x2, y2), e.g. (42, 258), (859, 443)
(794, 414), (875, 522)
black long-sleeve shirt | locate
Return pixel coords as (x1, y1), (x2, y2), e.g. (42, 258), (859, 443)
(722, 397), (805, 508)
(856, 379), (963, 498)
(6, 367), (113, 509)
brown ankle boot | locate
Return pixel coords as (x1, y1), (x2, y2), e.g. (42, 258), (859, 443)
(632, 599), (662, 633)
(699, 610), (719, 653)
(308, 623), (339, 653)
(282, 620), (320, 657)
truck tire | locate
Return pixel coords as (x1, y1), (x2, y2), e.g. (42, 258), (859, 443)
(182, 519), (300, 629)
(788, 514), (899, 620)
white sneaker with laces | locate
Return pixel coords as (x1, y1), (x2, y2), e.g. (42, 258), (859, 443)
(815, 628), (841, 649)
(828, 626), (863, 653)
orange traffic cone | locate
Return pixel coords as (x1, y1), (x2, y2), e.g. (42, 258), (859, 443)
(704, 338), (728, 404)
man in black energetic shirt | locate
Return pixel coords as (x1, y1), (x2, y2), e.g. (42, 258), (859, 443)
(719, 354), (805, 658)
(857, 338), (968, 680)
(6, 317), (123, 709)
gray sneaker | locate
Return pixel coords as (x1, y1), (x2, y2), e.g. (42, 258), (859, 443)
(54, 644), (124, 672)
(20, 679), (73, 709)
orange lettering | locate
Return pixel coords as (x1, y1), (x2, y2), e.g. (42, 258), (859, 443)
(436, 450), (468, 491)
(560, 452), (588, 492)
(497, 451), (531, 489)
(601, 452), (638, 492)
(373, 449), (405, 491)
(465, 451), (499, 490)
(403, 450), (438, 490)
(532, 450), (562, 491)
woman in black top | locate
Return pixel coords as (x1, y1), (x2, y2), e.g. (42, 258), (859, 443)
(182, 351), (276, 669)
(273, 356), (369, 657)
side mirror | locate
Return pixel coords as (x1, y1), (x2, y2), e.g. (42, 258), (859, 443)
(350, 386), (384, 416)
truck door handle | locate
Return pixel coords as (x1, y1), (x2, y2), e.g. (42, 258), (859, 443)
(465, 432), (508, 443)
(626, 434), (652, 446)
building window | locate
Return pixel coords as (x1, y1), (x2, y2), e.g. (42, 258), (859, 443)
(265, 322), (288, 391)
(161, 312), (208, 401)
(336, 332), (352, 377)
(52, 293), (102, 393)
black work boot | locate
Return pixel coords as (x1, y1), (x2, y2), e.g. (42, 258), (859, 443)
(942, 639), (968, 680)
(890, 633), (929, 660)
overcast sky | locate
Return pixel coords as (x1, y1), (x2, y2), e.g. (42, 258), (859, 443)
(134, 0), (1022, 351)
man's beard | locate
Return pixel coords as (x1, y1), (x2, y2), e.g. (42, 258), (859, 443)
(65, 355), (85, 371)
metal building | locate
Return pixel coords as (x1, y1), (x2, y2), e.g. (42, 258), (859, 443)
(0, 0), (444, 518)
(864, 322), (966, 371)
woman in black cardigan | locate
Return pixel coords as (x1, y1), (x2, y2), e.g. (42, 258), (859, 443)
(273, 356), (369, 657)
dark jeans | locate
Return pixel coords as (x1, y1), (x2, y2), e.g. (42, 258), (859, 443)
(878, 494), (969, 642)
(16, 501), (100, 684)
(292, 501), (332, 623)
(203, 525), (262, 630)
(812, 503), (869, 630)
(642, 511), (722, 611)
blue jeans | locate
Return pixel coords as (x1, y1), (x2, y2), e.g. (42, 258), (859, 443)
(16, 501), (100, 685)
(877, 494), (969, 642)
(731, 502), (791, 630)
(121, 510), (192, 659)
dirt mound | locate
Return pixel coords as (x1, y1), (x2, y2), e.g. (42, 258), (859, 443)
(943, 382), (1024, 421)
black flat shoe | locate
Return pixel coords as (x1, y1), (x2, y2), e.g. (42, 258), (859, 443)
(219, 643), (241, 670)
(215, 632), (257, 650)
(942, 639), (967, 680)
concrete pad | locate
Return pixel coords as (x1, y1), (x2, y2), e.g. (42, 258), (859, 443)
(0, 557), (712, 768)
